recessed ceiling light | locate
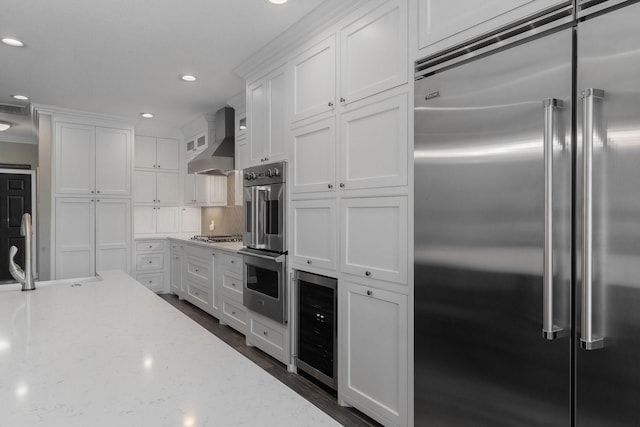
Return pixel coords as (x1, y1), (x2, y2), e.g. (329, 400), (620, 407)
(11, 94), (29, 101)
(2, 38), (25, 47)
(0, 121), (12, 131)
(266, 0), (288, 4)
(140, 113), (154, 119)
(180, 74), (198, 82)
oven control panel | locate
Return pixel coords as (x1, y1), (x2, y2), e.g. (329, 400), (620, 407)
(243, 161), (286, 186)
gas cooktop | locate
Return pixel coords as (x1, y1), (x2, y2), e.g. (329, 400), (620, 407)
(190, 235), (243, 243)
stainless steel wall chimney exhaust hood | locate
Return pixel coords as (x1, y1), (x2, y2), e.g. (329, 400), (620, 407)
(188, 107), (235, 175)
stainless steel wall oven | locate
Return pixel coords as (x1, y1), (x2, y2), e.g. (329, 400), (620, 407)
(241, 161), (288, 324)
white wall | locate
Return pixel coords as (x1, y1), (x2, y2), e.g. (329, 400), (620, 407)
(0, 141), (38, 168)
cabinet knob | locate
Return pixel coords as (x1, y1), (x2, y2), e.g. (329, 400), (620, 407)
(230, 260), (235, 264)
(195, 269), (199, 272)
(158, 199), (161, 203)
(340, 97), (346, 103)
(96, 199), (100, 202)
(91, 190), (95, 194)
(231, 283), (236, 287)
(328, 184), (333, 189)
(328, 102), (334, 107)
(339, 183), (345, 188)
(366, 290), (373, 296)
(263, 331), (268, 336)
(365, 271), (372, 277)
(148, 261), (152, 264)
(149, 245), (152, 248)
(149, 280), (153, 284)
(231, 311), (236, 315)
(157, 165), (160, 168)
(96, 190), (100, 194)
(307, 260), (312, 264)
(90, 199), (94, 202)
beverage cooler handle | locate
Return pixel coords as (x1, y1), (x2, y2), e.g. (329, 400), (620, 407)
(542, 98), (566, 340)
(581, 88), (605, 350)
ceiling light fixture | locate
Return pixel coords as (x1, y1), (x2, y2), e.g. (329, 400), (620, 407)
(140, 113), (154, 119)
(267, 0), (289, 4)
(2, 38), (25, 47)
(180, 74), (198, 82)
(0, 121), (12, 131)
(11, 94), (29, 101)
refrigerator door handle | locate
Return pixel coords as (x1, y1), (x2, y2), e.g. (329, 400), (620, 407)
(581, 88), (605, 350)
(542, 98), (567, 340)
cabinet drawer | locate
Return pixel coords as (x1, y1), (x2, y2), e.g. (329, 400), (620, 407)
(218, 253), (242, 273)
(248, 315), (285, 351)
(136, 240), (165, 252)
(186, 279), (210, 307)
(136, 272), (164, 292)
(221, 270), (243, 301)
(170, 241), (185, 251)
(186, 257), (211, 283)
(136, 253), (164, 271)
(222, 298), (247, 333)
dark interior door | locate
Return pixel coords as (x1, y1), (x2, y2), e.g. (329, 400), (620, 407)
(0, 173), (32, 282)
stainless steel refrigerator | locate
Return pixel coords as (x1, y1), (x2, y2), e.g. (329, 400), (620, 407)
(414, 1), (640, 425)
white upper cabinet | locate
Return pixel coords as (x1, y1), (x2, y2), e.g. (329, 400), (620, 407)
(96, 127), (131, 196)
(55, 122), (131, 196)
(291, 117), (336, 194)
(55, 123), (95, 195)
(195, 174), (210, 204)
(134, 206), (180, 234)
(155, 138), (180, 171)
(247, 64), (287, 166)
(340, 0), (407, 105)
(235, 135), (250, 172)
(340, 196), (408, 285)
(181, 207), (201, 233)
(134, 170), (180, 205)
(208, 175), (228, 206)
(416, 0), (567, 56)
(290, 36), (337, 123)
(134, 135), (157, 169)
(340, 91), (408, 191)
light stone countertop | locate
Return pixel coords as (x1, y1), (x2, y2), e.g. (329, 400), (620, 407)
(0, 271), (339, 427)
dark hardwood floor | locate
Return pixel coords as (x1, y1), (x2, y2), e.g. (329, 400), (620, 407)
(158, 294), (382, 427)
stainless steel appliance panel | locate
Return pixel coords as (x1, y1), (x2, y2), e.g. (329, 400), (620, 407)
(576, 4), (640, 425)
(414, 28), (573, 426)
(241, 249), (287, 324)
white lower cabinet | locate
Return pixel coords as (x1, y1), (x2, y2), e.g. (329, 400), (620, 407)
(290, 198), (337, 271)
(169, 241), (184, 297)
(55, 197), (131, 279)
(135, 239), (167, 293)
(340, 281), (408, 427)
(246, 310), (290, 365)
(183, 244), (217, 316)
(217, 252), (246, 333)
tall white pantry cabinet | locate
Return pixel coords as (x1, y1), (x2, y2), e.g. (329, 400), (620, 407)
(241, 1), (410, 425)
(51, 118), (133, 280)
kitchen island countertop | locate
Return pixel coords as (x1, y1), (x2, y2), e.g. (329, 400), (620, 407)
(0, 271), (339, 426)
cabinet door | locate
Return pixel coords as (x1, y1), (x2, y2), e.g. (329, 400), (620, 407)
(235, 136), (250, 172)
(208, 175), (227, 206)
(341, 196), (408, 284)
(181, 207), (201, 233)
(248, 80), (267, 164)
(234, 170), (243, 206)
(195, 174), (210, 204)
(339, 92), (408, 190)
(291, 198), (337, 271)
(291, 117), (336, 194)
(416, 0), (563, 55)
(156, 171), (180, 204)
(55, 122), (95, 195)
(95, 127), (131, 196)
(267, 67), (287, 161)
(156, 207), (180, 233)
(340, 1), (407, 104)
(184, 173), (196, 204)
(95, 198), (131, 273)
(55, 198), (95, 279)
(340, 282), (408, 427)
(134, 135), (157, 169)
(170, 251), (183, 296)
(134, 170), (157, 203)
(291, 35), (336, 123)
(156, 137), (180, 171)
(134, 206), (157, 235)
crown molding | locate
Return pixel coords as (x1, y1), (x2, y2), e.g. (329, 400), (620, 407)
(233, 0), (367, 80)
(31, 103), (130, 125)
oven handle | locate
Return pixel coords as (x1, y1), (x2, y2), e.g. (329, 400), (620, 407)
(252, 186), (260, 248)
(239, 250), (286, 263)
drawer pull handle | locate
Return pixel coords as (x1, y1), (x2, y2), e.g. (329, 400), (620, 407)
(367, 290), (373, 296)
(263, 331), (268, 336)
(365, 271), (371, 277)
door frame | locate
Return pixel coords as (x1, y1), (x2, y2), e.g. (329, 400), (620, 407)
(0, 168), (37, 280)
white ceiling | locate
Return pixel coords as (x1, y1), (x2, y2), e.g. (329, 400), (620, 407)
(0, 0), (326, 142)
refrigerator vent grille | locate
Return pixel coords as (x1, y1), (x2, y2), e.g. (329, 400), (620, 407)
(415, 2), (574, 80)
(0, 103), (27, 115)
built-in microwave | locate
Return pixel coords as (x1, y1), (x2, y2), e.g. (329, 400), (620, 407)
(240, 248), (287, 324)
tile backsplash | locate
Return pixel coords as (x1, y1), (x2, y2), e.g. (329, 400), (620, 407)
(201, 206), (243, 236)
